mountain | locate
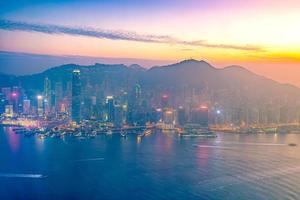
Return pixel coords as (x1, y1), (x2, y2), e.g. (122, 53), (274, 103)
(142, 60), (300, 101)
(1, 59), (300, 106)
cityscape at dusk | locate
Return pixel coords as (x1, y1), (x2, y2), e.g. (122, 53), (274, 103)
(0, 1), (300, 200)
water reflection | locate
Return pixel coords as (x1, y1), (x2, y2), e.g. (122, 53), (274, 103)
(5, 127), (20, 152)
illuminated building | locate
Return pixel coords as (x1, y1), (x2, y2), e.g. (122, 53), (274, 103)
(11, 90), (19, 113)
(190, 105), (209, 127)
(114, 104), (124, 127)
(5, 105), (13, 117)
(135, 83), (142, 99)
(37, 95), (44, 117)
(162, 108), (176, 129)
(161, 94), (169, 109)
(1, 87), (11, 101)
(71, 70), (81, 123)
(177, 106), (186, 127)
(44, 77), (51, 115)
(0, 92), (6, 114)
(55, 82), (63, 111)
(106, 96), (115, 123)
(23, 99), (31, 115)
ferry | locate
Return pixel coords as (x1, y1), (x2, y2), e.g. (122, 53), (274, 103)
(180, 124), (217, 138)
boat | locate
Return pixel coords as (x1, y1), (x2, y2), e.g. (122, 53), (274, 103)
(24, 131), (35, 137)
(120, 130), (127, 137)
(288, 143), (297, 147)
(180, 124), (217, 138)
(144, 129), (152, 136)
(106, 130), (113, 135)
(38, 134), (45, 139)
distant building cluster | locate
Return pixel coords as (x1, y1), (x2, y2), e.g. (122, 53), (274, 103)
(1, 68), (300, 130)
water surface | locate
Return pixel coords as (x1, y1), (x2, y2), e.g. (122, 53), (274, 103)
(0, 126), (300, 200)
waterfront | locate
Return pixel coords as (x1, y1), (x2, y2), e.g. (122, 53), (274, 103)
(1, 126), (300, 200)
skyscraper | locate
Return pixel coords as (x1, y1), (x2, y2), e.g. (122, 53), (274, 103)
(106, 96), (115, 123)
(37, 95), (44, 117)
(55, 82), (63, 111)
(44, 77), (51, 115)
(23, 99), (31, 115)
(71, 70), (81, 123)
(190, 105), (209, 127)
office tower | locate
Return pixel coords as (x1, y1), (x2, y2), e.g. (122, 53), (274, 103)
(44, 77), (51, 115)
(37, 95), (44, 117)
(71, 70), (81, 123)
(135, 83), (142, 99)
(190, 105), (209, 127)
(23, 99), (31, 115)
(161, 94), (169, 109)
(177, 106), (186, 127)
(114, 104), (123, 127)
(1, 87), (11, 101)
(162, 108), (176, 129)
(55, 82), (63, 110)
(11, 87), (20, 113)
(106, 96), (115, 123)
(5, 105), (14, 117)
(0, 92), (6, 114)
(163, 108), (176, 125)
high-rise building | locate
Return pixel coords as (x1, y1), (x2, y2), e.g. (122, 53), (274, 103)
(177, 106), (186, 127)
(5, 105), (14, 118)
(106, 96), (115, 123)
(11, 87), (20, 114)
(37, 95), (44, 117)
(23, 99), (31, 115)
(71, 70), (81, 123)
(114, 104), (124, 127)
(0, 92), (6, 114)
(162, 108), (176, 129)
(55, 82), (63, 110)
(190, 105), (209, 127)
(1, 87), (11, 101)
(135, 83), (142, 99)
(44, 77), (51, 115)
(161, 94), (169, 109)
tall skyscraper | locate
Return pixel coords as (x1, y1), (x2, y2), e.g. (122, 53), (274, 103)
(5, 105), (13, 118)
(44, 77), (51, 115)
(177, 106), (186, 127)
(55, 82), (63, 110)
(72, 70), (81, 123)
(37, 95), (44, 117)
(190, 105), (209, 127)
(161, 94), (169, 109)
(106, 96), (115, 123)
(23, 99), (31, 115)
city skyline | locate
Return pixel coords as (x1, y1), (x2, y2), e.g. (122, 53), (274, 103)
(1, 0), (300, 87)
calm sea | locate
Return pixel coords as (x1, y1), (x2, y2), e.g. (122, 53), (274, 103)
(0, 126), (300, 200)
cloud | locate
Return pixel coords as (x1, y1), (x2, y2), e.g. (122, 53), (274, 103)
(0, 19), (262, 51)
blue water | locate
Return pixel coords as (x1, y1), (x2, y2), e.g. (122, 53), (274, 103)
(1, 126), (300, 200)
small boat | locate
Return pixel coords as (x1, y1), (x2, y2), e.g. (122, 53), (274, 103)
(288, 143), (297, 147)
(144, 129), (152, 136)
(120, 130), (127, 137)
(38, 134), (45, 139)
(106, 130), (113, 135)
(24, 131), (35, 137)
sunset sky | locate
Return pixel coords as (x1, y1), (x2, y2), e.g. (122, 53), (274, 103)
(0, 0), (300, 86)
